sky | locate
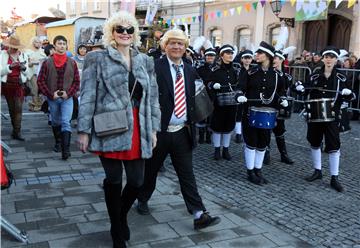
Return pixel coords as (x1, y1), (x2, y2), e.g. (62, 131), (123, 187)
(1, 0), (66, 20)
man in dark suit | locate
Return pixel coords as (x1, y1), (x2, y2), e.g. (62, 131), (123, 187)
(137, 29), (220, 230)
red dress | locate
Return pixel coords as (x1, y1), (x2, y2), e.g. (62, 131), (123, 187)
(93, 107), (141, 160)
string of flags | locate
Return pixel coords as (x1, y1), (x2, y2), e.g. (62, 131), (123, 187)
(156, 0), (356, 26)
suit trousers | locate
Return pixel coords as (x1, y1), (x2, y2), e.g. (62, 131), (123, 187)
(138, 127), (206, 214)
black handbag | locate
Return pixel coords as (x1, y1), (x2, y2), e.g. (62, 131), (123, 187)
(93, 79), (137, 137)
(193, 79), (214, 123)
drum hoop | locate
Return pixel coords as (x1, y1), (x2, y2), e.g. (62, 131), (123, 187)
(250, 106), (278, 113)
(304, 98), (335, 103)
(307, 118), (335, 122)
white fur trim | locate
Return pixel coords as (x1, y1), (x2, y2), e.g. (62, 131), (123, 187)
(322, 50), (339, 58)
(257, 46), (274, 57)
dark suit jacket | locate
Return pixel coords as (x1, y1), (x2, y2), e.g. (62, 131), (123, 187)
(154, 56), (198, 148)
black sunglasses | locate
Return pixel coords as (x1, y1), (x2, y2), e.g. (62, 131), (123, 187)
(114, 26), (135, 34)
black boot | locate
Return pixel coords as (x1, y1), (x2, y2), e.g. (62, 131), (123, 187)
(247, 169), (261, 185)
(254, 168), (269, 184)
(11, 131), (25, 141)
(103, 179), (126, 248)
(61, 131), (71, 160)
(305, 169), (322, 182)
(235, 134), (242, 144)
(205, 130), (212, 144)
(52, 126), (62, 152)
(198, 128), (205, 144)
(222, 147), (232, 161)
(330, 176), (344, 192)
(276, 137), (294, 164)
(263, 149), (270, 165)
(120, 184), (140, 241)
(214, 147), (221, 160)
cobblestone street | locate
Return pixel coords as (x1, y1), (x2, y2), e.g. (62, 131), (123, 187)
(1, 99), (359, 247)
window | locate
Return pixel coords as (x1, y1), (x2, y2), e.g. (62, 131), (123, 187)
(70, 0), (76, 13)
(210, 29), (222, 47)
(270, 26), (281, 47)
(81, 0), (88, 13)
(93, 0), (100, 11)
(237, 28), (251, 50)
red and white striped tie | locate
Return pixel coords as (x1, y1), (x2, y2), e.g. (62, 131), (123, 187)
(173, 64), (186, 118)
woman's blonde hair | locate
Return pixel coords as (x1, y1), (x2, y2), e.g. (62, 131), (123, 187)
(103, 11), (141, 48)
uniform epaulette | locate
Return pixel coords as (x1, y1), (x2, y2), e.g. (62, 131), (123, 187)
(211, 64), (220, 72)
(336, 72), (347, 82)
(310, 73), (319, 81)
(285, 73), (292, 81)
(274, 69), (283, 77)
(248, 67), (258, 75)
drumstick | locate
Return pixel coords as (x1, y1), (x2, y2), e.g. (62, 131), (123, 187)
(304, 87), (341, 93)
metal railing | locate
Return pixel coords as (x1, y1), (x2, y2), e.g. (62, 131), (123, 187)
(288, 66), (360, 112)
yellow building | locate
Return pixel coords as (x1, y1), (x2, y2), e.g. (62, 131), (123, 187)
(45, 16), (105, 54)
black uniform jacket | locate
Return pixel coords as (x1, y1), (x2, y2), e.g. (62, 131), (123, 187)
(154, 56), (198, 148)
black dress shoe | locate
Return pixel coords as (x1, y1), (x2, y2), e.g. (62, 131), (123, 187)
(330, 176), (344, 192)
(247, 169), (261, 185)
(305, 169), (322, 182)
(137, 201), (150, 215)
(194, 212), (221, 230)
(11, 133), (25, 141)
(214, 147), (221, 160)
(254, 168), (269, 184)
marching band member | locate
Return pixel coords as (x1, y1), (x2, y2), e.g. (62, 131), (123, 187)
(196, 48), (217, 144)
(234, 50), (254, 143)
(208, 44), (245, 160)
(264, 50), (294, 165)
(295, 46), (354, 192)
(240, 41), (286, 185)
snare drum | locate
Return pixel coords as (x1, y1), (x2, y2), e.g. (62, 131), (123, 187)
(217, 91), (241, 106)
(248, 106), (278, 129)
(278, 97), (294, 119)
(304, 98), (335, 122)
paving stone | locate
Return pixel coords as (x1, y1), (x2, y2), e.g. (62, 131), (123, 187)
(1, 191), (36, 203)
(77, 178), (103, 186)
(232, 225), (266, 237)
(152, 208), (190, 223)
(62, 191), (104, 206)
(223, 213), (252, 227)
(148, 194), (184, 206)
(37, 215), (88, 229)
(208, 234), (278, 248)
(1, 202), (16, 215)
(86, 211), (109, 222)
(63, 184), (102, 195)
(25, 209), (59, 222)
(37, 165), (71, 173)
(57, 204), (95, 217)
(2, 212), (26, 224)
(26, 224), (80, 243)
(128, 211), (158, 226)
(35, 188), (64, 199)
(129, 223), (179, 245)
(150, 236), (195, 248)
(77, 219), (110, 235)
(91, 202), (107, 212)
(48, 231), (112, 248)
(189, 229), (239, 244)
(15, 197), (64, 212)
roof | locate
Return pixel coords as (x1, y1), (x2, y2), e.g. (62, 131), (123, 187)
(13, 16), (65, 27)
(45, 16), (105, 28)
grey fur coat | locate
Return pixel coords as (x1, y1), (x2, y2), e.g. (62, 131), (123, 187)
(77, 46), (161, 159)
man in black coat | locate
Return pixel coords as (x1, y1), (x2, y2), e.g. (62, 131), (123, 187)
(137, 29), (220, 230)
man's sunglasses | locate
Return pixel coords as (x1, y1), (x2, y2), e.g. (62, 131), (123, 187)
(114, 26), (135, 34)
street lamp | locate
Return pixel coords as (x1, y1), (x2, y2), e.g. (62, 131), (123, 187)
(270, 0), (295, 28)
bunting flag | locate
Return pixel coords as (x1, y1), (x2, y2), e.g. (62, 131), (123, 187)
(252, 2), (258, 10)
(335, 0), (343, 8)
(280, 0), (286, 6)
(245, 3), (251, 12)
(223, 9), (228, 17)
(204, 13), (209, 21)
(326, 0), (332, 5)
(347, 0), (356, 8)
(260, 0), (266, 7)
(229, 8), (235, 16)
(290, 0), (296, 6)
(236, 6), (242, 15)
(216, 10), (221, 18)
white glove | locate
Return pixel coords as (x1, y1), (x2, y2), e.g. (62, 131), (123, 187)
(213, 83), (221, 90)
(280, 99), (288, 107)
(237, 96), (247, 103)
(341, 88), (352, 95)
(296, 85), (305, 92)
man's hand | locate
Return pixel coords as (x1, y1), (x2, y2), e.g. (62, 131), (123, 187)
(213, 83), (221, 90)
(280, 99), (289, 107)
(61, 91), (69, 99)
(53, 90), (61, 100)
(341, 88), (352, 96)
(237, 95), (247, 103)
(9, 62), (20, 70)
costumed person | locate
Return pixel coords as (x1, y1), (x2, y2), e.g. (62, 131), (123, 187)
(184, 45), (195, 66)
(294, 46), (355, 192)
(26, 36), (47, 112)
(1, 35), (31, 141)
(208, 44), (245, 160)
(136, 29), (221, 231)
(77, 11), (161, 248)
(234, 49), (254, 144)
(37, 35), (80, 159)
(263, 50), (294, 165)
(196, 47), (216, 144)
(240, 41), (287, 185)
